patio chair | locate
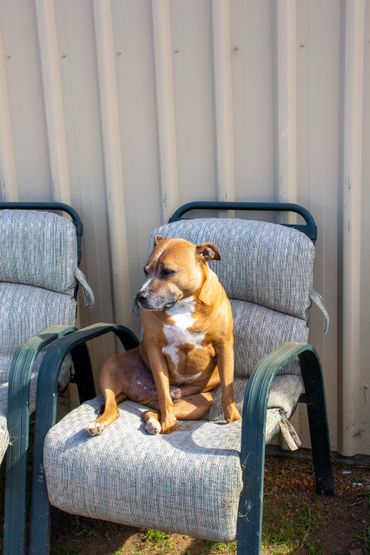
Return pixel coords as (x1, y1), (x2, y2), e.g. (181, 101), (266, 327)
(0, 202), (95, 555)
(28, 202), (334, 555)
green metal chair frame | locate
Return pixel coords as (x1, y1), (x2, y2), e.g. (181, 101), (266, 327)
(0, 203), (95, 555)
(24, 202), (333, 555)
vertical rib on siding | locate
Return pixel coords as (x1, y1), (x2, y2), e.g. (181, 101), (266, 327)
(152, 0), (179, 222)
(341, 0), (365, 457)
(92, 0), (131, 325)
(276, 0), (297, 205)
(35, 0), (71, 204)
(0, 30), (17, 200)
(212, 0), (235, 202)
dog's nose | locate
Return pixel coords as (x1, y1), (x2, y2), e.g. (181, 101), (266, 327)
(135, 290), (148, 304)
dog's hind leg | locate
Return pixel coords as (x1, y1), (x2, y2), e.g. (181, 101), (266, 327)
(85, 346), (157, 436)
(85, 352), (132, 436)
(85, 388), (126, 436)
(173, 392), (214, 420)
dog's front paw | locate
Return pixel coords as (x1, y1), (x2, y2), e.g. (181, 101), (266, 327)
(224, 403), (241, 424)
(85, 421), (106, 436)
(161, 417), (179, 434)
(145, 417), (162, 435)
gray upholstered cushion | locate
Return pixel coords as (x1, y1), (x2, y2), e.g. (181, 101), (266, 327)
(203, 300), (307, 420)
(0, 355), (13, 384)
(45, 399), (241, 541)
(231, 300), (308, 379)
(0, 210), (78, 295)
(43, 379), (301, 542)
(0, 283), (76, 361)
(0, 283), (77, 461)
(152, 218), (315, 320)
(0, 209), (95, 464)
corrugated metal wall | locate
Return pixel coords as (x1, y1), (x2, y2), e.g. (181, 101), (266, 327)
(0, 0), (369, 457)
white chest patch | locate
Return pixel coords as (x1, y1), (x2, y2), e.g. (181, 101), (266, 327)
(162, 297), (205, 374)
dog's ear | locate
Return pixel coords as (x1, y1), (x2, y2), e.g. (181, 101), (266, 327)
(154, 235), (166, 246)
(196, 242), (221, 261)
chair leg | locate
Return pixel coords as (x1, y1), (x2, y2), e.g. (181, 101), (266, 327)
(29, 412), (53, 555)
(237, 435), (265, 555)
(70, 343), (95, 403)
(4, 364), (31, 555)
(29, 363), (61, 554)
(29, 409), (54, 554)
(237, 375), (267, 555)
(299, 350), (335, 496)
(3, 328), (67, 555)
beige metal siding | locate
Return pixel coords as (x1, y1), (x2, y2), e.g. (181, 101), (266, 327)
(0, 0), (368, 456)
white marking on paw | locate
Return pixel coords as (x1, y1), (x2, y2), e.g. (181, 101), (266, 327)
(85, 421), (106, 436)
(145, 418), (161, 435)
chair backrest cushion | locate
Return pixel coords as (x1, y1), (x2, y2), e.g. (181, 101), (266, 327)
(0, 283), (76, 359)
(231, 299), (308, 378)
(152, 218), (315, 320)
(0, 210), (78, 296)
(205, 299), (308, 421)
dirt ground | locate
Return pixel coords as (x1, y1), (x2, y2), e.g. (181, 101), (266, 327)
(48, 454), (370, 555)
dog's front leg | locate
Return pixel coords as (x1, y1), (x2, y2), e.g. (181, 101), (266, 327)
(147, 348), (178, 433)
(216, 339), (241, 423)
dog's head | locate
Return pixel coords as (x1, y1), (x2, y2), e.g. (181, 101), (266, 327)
(135, 236), (220, 311)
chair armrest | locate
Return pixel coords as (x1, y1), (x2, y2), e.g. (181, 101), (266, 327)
(34, 322), (139, 426)
(7, 324), (77, 433)
(241, 342), (315, 442)
(240, 341), (330, 463)
(237, 342), (333, 554)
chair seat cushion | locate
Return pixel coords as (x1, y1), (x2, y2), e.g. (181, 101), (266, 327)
(44, 398), (242, 541)
(44, 391), (302, 541)
(0, 354), (13, 383)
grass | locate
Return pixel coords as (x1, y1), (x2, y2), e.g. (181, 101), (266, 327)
(145, 528), (173, 550)
(358, 494), (370, 555)
(262, 501), (321, 554)
(359, 528), (370, 555)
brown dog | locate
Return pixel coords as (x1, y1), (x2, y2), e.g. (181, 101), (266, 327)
(86, 236), (241, 435)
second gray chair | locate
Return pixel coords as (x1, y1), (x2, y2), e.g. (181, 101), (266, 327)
(0, 203), (95, 555)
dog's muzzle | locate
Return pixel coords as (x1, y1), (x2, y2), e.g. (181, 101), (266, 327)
(134, 290), (177, 311)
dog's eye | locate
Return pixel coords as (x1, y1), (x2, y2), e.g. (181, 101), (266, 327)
(161, 267), (176, 277)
